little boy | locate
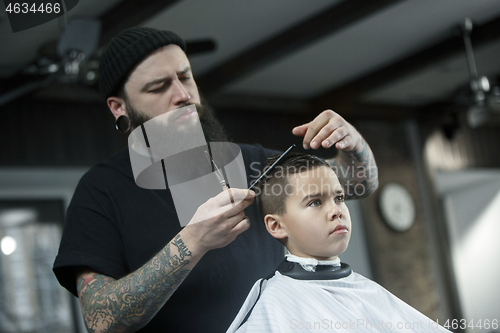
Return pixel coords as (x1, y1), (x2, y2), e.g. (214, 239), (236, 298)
(227, 153), (451, 332)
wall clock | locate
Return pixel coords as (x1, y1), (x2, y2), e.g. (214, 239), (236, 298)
(378, 183), (416, 232)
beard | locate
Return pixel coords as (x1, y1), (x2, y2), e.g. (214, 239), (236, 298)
(125, 97), (234, 189)
(124, 96), (230, 143)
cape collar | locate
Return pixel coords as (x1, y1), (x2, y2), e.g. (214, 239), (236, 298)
(285, 253), (340, 271)
(276, 258), (352, 280)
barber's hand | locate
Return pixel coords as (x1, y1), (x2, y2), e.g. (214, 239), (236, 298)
(182, 189), (255, 253)
(292, 110), (362, 152)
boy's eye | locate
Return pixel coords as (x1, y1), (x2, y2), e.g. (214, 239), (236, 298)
(179, 75), (190, 81)
(308, 199), (322, 207)
(335, 194), (345, 203)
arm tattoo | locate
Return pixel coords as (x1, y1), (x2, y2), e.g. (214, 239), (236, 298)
(329, 139), (379, 199)
(77, 235), (192, 333)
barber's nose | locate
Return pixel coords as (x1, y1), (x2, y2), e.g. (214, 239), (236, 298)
(172, 78), (190, 106)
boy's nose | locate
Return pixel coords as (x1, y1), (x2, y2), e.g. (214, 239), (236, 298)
(329, 205), (343, 221)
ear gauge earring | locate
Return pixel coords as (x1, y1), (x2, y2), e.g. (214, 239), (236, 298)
(116, 115), (131, 133)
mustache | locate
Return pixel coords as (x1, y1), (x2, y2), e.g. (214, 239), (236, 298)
(125, 99), (230, 143)
(177, 103), (194, 109)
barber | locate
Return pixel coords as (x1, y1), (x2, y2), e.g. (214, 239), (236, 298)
(53, 28), (378, 333)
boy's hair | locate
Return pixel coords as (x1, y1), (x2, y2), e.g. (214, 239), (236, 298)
(255, 152), (330, 220)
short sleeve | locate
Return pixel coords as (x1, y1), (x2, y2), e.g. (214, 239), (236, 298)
(53, 171), (128, 297)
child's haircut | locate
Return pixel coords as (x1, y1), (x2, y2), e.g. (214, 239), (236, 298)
(255, 152), (330, 220)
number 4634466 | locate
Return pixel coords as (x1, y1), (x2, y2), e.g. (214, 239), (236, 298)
(5, 2), (61, 14)
(442, 319), (498, 330)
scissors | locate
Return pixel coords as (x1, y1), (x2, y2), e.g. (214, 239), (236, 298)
(205, 143), (295, 192)
(204, 150), (230, 190)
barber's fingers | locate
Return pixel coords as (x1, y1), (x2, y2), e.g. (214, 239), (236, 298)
(188, 189), (254, 226)
(219, 194), (254, 224)
(215, 188), (255, 207)
(212, 213), (250, 249)
(293, 110), (338, 149)
(291, 123), (309, 137)
(314, 123), (348, 149)
(226, 210), (246, 228)
(292, 110), (361, 152)
(332, 133), (356, 151)
(231, 215), (251, 236)
(319, 121), (360, 152)
(214, 188), (255, 217)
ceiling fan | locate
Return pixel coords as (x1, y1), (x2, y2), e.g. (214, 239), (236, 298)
(0, 16), (102, 107)
(458, 18), (500, 128)
(0, 16), (216, 107)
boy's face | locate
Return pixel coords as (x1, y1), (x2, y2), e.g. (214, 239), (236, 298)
(268, 166), (351, 261)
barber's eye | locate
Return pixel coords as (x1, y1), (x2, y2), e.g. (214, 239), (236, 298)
(335, 195), (345, 203)
(308, 199), (321, 207)
(150, 85), (165, 93)
(179, 75), (190, 81)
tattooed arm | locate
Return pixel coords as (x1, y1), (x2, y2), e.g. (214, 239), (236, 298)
(292, 109), (378, 199)
(77, 234), (199, 333)
(76, 188), (255, 333)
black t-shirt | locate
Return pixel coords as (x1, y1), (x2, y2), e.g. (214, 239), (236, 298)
(53, 143), (284, 332)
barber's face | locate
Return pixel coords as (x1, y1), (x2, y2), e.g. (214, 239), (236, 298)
(113, 44), (228, 142)
(124, 44), (201, 118)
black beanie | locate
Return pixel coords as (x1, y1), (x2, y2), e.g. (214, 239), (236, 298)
(98, 27), (186, 99)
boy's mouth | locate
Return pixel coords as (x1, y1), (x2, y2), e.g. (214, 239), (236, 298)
(331, 224), (348, 235)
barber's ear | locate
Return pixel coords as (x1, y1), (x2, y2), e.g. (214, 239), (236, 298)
(107, 96), (127, 121)
(264, 214), (287, 240)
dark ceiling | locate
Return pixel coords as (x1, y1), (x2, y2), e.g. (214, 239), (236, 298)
(1, 0), (500, 123)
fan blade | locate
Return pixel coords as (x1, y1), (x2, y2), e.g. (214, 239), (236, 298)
(185, 39), (216, 55)
(57, 17), (101, 59)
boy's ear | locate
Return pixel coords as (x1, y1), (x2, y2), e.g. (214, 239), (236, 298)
(264, 214), (287, 240)
(107, 96), (127, 121)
